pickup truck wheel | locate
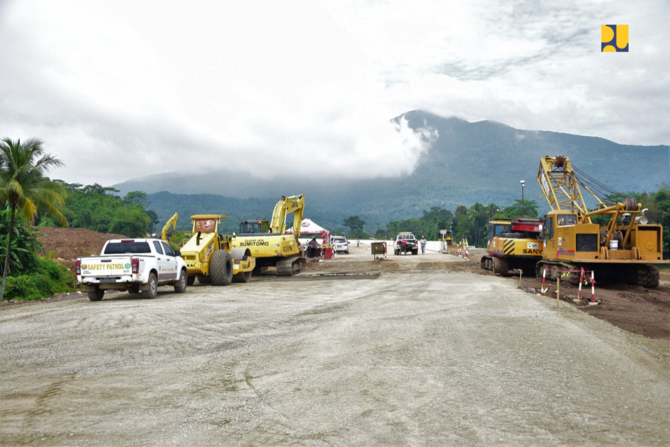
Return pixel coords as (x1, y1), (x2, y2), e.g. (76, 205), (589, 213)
(174, 270), (187, 293)
(142, 272), (158, 299)
(128, 284), (140, 294)
(211, 250), (233, 286)
(187, 276), (195, 286)
(88, 287), (104, 301)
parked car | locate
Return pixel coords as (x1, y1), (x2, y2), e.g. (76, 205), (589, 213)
(393, 233), (419, 255)
(76, 239), (188, 301)
(332, 236), (350, 254)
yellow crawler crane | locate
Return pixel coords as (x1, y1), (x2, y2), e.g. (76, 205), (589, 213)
(231, 195), (306, 276)
(161, 213), (255, 285)
(480, 218), (543, 276)
(536, 155), (669, 287)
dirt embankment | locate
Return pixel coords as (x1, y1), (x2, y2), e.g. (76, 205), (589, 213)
(37, 227), (128, 262)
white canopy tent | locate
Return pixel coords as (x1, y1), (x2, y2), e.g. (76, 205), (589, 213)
(286, 218), (332, 245)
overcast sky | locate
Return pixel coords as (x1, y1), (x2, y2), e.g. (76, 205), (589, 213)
(1, 0), (668, 186)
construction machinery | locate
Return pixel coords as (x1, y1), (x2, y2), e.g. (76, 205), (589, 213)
(439, 229), (454, 252)
(231, 195), (306, 276)
(161, 213), (255, 285)
(480, 218), (543, 276)
(536, 155), (668, 287)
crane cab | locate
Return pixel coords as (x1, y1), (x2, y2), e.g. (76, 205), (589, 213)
(541, 210), (600, 261)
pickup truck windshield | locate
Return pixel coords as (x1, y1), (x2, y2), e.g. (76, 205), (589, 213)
(104, 242), (152, 254)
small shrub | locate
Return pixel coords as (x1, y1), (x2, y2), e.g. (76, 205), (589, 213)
(4, 276), (35, 300)
(3, 257), (75, 301)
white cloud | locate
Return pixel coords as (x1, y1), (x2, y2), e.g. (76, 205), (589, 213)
(0, 0), (668, 186)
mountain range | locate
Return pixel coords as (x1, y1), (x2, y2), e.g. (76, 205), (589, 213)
(114, 111), (670, 233)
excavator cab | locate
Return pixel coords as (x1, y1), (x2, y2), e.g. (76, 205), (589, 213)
(240, 220), (271, 235)
(487, 220), (512, 246)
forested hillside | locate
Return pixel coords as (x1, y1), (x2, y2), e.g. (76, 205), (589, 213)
(116, 111), (670, 233)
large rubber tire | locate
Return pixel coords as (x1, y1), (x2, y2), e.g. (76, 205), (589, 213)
(187, 276), (196, 286)
(174, 269), (187, 293)
(142, 272), (158, 299)
(128, 284), (140, 294)
(233, 271), (252, 283)
(197, 275), (211, 284)
(210, 250), (233, 286)
(412, 250), (418, 255)
(88, 287), (104, 301)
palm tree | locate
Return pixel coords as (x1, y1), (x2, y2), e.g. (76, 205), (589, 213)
(0, 138), (68, 300)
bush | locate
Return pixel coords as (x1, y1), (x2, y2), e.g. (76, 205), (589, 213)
(3, 257), (75, 301)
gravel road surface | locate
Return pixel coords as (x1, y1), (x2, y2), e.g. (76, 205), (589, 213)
(1, 250), (669, 445)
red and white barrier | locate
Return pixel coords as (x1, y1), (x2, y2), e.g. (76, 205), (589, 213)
(577, 267), (585, 301)
(541, 267), (596, 304)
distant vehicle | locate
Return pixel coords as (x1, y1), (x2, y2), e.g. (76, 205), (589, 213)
(76, 239), (188, 301)
(332, 236), (350, 254)
(394, 232), (419, 255)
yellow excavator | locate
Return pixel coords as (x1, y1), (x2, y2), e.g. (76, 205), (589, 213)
(161, 213), (255, 285)
(480, 217), (543, 276)
(536, 155), (669, 287)
(231, 195), (307, 276)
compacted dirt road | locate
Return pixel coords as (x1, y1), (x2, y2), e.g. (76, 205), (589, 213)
(1, 247), (669, 445)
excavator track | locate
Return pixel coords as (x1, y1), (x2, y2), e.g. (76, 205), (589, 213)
(492, 257), (511, 277)
(276, 255), (306, 276)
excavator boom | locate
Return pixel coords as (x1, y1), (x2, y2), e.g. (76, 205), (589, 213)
(270, 195), (305, 236)
(161, 212), (179, 243)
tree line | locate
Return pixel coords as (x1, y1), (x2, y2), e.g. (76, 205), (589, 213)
(42, 183), (159, 237)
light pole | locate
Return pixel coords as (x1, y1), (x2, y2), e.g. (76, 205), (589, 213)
(520, 180), (525, 217)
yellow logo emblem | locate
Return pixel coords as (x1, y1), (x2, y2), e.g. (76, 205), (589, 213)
(601, 25), (628, 52)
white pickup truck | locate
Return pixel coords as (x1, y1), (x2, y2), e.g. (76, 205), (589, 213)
(76, 238), (188, 301)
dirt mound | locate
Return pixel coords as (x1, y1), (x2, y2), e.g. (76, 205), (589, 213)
(37, 227), (128, 261)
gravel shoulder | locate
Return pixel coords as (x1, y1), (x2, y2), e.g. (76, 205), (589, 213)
(1, 247), (669, 445)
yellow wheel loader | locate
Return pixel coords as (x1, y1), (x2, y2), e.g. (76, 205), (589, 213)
(480, 218), (543, 276)
(161, 213), (255, 285)
(535, 155), (669, 287)
(231, 195), (306, 276)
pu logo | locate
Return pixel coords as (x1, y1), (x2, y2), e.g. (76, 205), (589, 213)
(601, 25), (628, 52)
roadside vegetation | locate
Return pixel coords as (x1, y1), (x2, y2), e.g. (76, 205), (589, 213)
(0, 138), (70, 300)
(0, 211), (73, 300)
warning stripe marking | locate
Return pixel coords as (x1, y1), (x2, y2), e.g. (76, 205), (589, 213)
(503, 239), (515, 255)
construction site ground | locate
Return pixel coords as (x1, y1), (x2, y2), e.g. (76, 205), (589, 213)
(1, 244), (669, 445)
